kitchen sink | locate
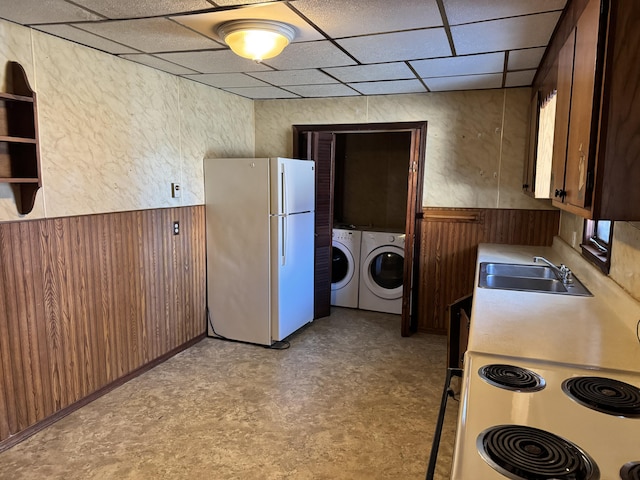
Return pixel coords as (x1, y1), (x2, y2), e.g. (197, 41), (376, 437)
(478, 262), (592, 296)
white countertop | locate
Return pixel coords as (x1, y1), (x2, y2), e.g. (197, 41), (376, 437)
(469, 238), (640, 372)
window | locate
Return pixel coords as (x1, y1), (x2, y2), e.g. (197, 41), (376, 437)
(581, 219), (613, 273)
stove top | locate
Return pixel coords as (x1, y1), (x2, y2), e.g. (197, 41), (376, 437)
(451, 352), (640, 479)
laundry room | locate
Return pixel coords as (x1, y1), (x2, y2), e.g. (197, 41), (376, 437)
(331, 131), (411, 315)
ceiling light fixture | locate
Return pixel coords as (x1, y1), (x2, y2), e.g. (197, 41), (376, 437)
(216, 19), (296, 62)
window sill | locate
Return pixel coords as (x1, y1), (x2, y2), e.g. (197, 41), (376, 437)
(580, 243), (610, 274)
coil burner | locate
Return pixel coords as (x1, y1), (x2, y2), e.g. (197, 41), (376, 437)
(478, 364), (546, 392)
(562, 377), (640, 418)
(620, 462), (640, 480)
(477, 425), (599, 480)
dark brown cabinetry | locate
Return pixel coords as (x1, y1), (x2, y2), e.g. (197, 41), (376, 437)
(0, 61), (41, 214)
(529, 0), (640, 220)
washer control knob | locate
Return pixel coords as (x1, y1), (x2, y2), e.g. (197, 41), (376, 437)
(389, 236), (395, 242)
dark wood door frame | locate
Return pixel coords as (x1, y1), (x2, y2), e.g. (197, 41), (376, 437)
(293, 121), (427, 336)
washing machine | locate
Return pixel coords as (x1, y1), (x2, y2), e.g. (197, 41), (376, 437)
(358, 231), (405, 314)
(331, 229), (361, 308)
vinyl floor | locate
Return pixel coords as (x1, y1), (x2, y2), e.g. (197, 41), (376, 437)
(0, 308), (459, 479)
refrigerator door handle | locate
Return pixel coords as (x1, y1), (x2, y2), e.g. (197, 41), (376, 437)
(280, 162), (287, 266)
(281, 164), (287, 216)
(281, 215), (286, 266)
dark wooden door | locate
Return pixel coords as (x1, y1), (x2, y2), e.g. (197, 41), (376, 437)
(401, 127), (426, 336)
(301, 131), (335, 319)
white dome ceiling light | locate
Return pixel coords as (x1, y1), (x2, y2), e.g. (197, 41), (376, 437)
(216, 19), (296, 62)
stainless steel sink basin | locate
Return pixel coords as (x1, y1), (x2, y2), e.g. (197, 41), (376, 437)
(483, 263), (558, 279)
(478, 262), (592, 296)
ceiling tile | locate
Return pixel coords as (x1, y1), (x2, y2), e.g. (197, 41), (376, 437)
(505, 69), (536, 87)
(73, 0), (215, 19)
(291, 0), (442, 37)
(119, 54), (200, 75)
(349, 80), (426, 95)
(451, 12), (562, 55)
(410, 52), (504, 78)
(77, 18), (222, 53)
(323, 63), (415, 83)
(221, 86), (299, 99)
(156, 49), (272, 73)
(424, 73), (503, 91)
(337, 29), (451, 64)
(443, 0), (566, 25)
(285, 84), (359, 98)
(508, 47), (546, 71)
(171, 3), (323, 43)
(0, 0), (103, 24)
(247, 69), (335, 86)
(183, 73), (268, 88)
(36, 24), (138, 54)
(263, 41), (356, 70)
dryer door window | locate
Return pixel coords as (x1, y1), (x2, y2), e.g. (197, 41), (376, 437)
(331, 242), (355, 289)
(369, 252), (404, 289)
(362, 245), (404, 300)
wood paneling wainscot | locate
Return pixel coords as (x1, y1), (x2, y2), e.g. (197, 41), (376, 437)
(0, 206), (206, 450)
(417, 208), (560, 334)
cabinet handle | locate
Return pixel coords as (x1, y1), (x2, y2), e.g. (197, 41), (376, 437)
(554, 189), (567, 199)
(522, 183), (529, 189)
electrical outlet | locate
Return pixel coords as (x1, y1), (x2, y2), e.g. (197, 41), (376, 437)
(171, 183), (181, 198)
(173, 221), (179, 235)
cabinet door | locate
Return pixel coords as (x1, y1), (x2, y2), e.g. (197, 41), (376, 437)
(523, 93), (539, 196)
(552, 29), (575, 201)
(565, 0), (601, 209)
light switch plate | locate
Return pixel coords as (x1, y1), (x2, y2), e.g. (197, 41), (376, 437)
(172, 183), (181, 198)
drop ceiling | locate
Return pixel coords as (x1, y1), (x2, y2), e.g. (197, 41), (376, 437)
(0, 0), (567, 99)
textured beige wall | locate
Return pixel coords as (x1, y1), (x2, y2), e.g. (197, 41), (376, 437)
(559, 211), (640, 301)
(255, 88), (553, 210)
(0, 19), (254, 221)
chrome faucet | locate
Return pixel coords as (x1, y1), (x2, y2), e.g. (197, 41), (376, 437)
(533, 256), (573, 284)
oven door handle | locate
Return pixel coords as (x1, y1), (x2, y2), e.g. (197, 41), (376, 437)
(425, 367), (463, 480)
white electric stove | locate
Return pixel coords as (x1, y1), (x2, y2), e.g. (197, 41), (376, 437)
(451, 352), (640, 480)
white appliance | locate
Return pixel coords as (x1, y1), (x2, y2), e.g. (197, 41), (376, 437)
(331, 229), (361, 308)
(358, 231), (405, 314)
(203, 157), (315, 346)
(451, 351), (640, 479)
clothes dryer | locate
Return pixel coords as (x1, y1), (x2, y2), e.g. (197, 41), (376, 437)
(358, 231), (405, 314)
(331, 229), (361, 308)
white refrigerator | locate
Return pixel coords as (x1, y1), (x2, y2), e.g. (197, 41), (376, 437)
(203, 157), (315, 346)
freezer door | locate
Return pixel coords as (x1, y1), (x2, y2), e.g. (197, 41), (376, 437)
(204, 157), (272, 345)
(270, 158), (316, 215)
(270, 210), (315, 341)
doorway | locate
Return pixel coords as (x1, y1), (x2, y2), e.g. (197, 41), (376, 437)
(293, 121), (427, 336)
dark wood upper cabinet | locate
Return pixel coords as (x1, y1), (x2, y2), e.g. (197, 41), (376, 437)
(563, 0), (602, 211)
(529, 0), (640, 220)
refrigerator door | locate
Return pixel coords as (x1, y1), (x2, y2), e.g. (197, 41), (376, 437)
(270, 158), (315, 215)
(270, 210), (315, 341)
(204, 158), (272, 345)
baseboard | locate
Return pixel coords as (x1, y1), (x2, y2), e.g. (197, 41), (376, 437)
(0, 333), (206, 454)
